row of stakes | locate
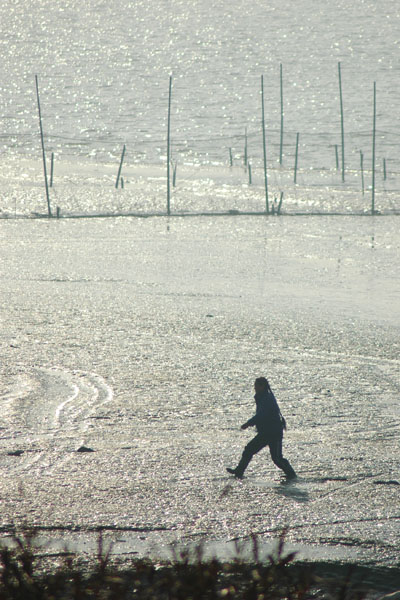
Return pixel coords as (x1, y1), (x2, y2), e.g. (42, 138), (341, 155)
(45, 142), (384, 219)
(47, 138), (388, 194)
(36, 65), (382, 218)
(229, 137), (388, 194)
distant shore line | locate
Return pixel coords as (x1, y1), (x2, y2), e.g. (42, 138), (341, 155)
(1, 209), (399, 220)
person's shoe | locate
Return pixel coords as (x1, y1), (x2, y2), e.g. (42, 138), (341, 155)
(226, 468), (243, 479)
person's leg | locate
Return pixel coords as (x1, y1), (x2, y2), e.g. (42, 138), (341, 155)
(268, 434), (297, 478)
(229, 434), (268, 477)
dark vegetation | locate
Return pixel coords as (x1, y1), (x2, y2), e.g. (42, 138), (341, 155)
(0, 527), (398, 599)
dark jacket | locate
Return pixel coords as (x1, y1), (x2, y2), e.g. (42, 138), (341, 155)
(245, 389), (284, 437)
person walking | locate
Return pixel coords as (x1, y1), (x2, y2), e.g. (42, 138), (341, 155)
(227, 377), (297, 480)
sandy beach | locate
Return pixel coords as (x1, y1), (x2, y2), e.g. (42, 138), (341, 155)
(0, 213), (399, 569)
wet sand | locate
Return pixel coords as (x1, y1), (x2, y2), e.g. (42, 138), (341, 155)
(0, 215), (399, 569)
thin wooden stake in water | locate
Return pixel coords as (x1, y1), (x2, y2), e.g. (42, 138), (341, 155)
(248, 162), (252, 185)
(279, 63), (284, 165)
(35, 75), (51, 217)
(115, 144), (126, 188)
(229, 147), (233, 167)
(383, 158), (387, 181)
(167, 75), (172, 216)
(50, 152), (54, 187)
(338, 62), (345, 182)
(335, 144), (339, 170)
(360, 150), (365, 195)
(294, 132), (299, 183)
(372, 81), (376, 214)
(277, 191), (284, 215)
(244, 127), (248, 168)
(261, 75), (269, 214)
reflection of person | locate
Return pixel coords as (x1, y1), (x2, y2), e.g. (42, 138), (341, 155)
(227, 377), (297, 480)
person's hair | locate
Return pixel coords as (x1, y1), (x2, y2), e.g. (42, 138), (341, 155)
(255, 377), (270, 391)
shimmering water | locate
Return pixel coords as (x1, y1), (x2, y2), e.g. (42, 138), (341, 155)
(1, 0), (400, 215)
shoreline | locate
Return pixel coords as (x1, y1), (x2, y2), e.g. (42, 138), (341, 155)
(1, 157), (399, 218)
(1, 210), (400, 220)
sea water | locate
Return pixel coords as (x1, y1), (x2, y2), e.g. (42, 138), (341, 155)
(1, 0), (400, 216)
(0, 0), (399, 568)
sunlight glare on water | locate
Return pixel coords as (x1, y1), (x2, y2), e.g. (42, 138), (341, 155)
(1, 0), (400, 169)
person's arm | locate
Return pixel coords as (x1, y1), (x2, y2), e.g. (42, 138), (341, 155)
(241, 415), (257, 430)
(241, 399), (270, 430)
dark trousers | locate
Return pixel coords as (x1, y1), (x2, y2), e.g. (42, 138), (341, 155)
(235, 432), (296, 477)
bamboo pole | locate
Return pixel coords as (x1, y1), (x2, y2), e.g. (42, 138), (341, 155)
(35, 75), (51, 217)
(335, 144), (339, 170)
(172, 160), (177, 187)
(338, 62), (345, 182)
(279, 63), (283, 165)
(277, 191), (284, 215)
(294, 132), (299, 183)
(229, 147), (233, 167)
(360, 150), (365, 195)
(261, 75), (269, 214)
(244, 127), (248, 168)
(115, 144), (126, 188)
(50, 152), (54, 187)
(372, 81), (376, 214)
(248, 162), (252, 185)
(383, 158), (387, 181)
(167, 75), (172, 216)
